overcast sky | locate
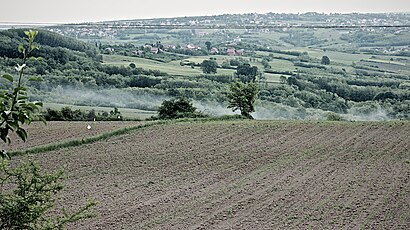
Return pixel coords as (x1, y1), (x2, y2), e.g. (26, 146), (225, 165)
(1, 0), (409, 24)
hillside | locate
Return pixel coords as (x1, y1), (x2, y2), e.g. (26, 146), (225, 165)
(1, 13), (410, 120)
(13, 120), (410, 229)
(0, 29), (99, 59)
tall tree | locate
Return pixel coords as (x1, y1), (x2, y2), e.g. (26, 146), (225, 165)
(227, 80), (259, 119)
(321, 56), (330, 65)
(205, 41), (212, 52)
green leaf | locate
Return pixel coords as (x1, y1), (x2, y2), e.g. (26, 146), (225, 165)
(2, 74), (13, 82)
(18, 44), (24, 53)
(16, 128), (27, 142)
(34, 101), (43, 107)
(14, 86), (27, 93)
(30, 44), (39, 51)
(0, 127), (9, 144)
(31, 30), (38, 37)
(6, 122), (17, 131)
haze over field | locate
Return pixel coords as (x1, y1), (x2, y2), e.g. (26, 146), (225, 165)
(1, 0), (410, 23)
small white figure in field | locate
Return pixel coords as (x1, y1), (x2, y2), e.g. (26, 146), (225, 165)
(87, 125), (92, 130)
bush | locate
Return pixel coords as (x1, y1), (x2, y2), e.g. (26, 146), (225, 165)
(326, 112), (344, 121)
(158, 97), (206, 119)
(0, 160), (95, 229)
(43, 107), (123, 121)
(201, 59), (218, 74)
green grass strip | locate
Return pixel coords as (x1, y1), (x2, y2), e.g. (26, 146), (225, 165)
(9, 121), (168, 157)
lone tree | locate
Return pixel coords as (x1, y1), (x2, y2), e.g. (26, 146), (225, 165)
(227, 80), (259, 119)
(201, 59), (218, 74)
(205, 41), (212, 52)
(321, 56), (330, 65)
(158, 97), (205, 119)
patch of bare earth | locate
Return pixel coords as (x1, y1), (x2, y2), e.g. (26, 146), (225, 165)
(16, 121), (410, 229)
(4, 121), (145, 151)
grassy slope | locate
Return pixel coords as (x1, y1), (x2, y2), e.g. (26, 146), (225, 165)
(14, 120), (410, 229)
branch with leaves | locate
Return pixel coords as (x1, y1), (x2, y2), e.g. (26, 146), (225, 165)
(0, 30), (96, 229)
(1, 30), (44, 159)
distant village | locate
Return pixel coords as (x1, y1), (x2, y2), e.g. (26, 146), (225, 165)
(46, 12), (410, 56)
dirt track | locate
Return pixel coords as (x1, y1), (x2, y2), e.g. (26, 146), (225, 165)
(16, 120), (410, 229)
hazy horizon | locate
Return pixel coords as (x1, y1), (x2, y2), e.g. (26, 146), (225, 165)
(0, 0), (409, 24)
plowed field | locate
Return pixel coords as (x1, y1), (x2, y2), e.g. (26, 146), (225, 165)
(4, 121), (145, 151)
(15, 121), (410, 229)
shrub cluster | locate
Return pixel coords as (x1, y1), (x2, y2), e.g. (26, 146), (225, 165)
(43, 107), (123, 121)
(157, 97), (207, 119)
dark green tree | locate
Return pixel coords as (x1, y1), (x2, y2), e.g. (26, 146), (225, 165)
(201, 59), (218, 74)
(235, 63), (259, 83)
(321, 56), (330, 65)
(158, 97), (205, 119)
(261, 59), (271, 70)
(205, 41), (212, 52)
(227, 80), (259, 119)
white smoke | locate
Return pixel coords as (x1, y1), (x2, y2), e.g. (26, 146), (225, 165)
(43, 87), (395, 121)
(48, 86), (168, 111)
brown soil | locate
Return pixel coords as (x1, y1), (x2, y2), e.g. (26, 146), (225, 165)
(15, 120), (410, 229)
(4, 121), (145, 151)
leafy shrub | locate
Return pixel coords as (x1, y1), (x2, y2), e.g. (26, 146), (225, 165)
(326, 112), (344, 121)
(0, 160), (95, 229)
(201, 59), (218, 74)
(158, 97), (206, 119)
(43, 107), (123, 121)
